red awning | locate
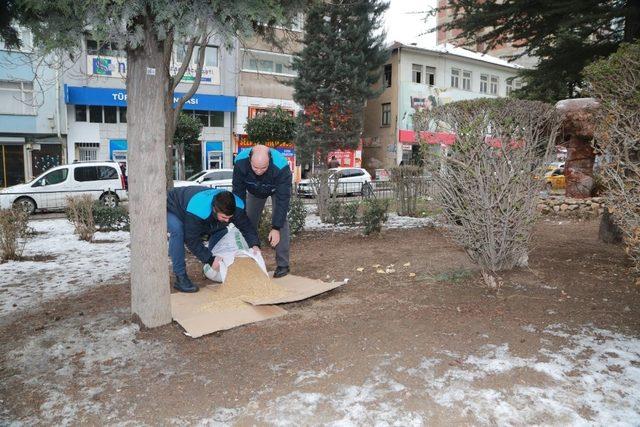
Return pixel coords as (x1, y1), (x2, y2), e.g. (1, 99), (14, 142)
(398, 130), (455, 146)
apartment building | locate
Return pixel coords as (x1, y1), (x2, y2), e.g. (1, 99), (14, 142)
(0, 29), (66, 187)
(362, 42), (521, 170)
(234, 24), (304, 172)
(62, 35), (238, 177)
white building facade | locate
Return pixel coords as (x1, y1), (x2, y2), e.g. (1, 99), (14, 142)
(362, 42), (522, 170)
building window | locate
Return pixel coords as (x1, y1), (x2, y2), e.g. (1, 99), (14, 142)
(241, 49), (296, 77)
(451, 68), (460, 88)
(210, 111), (224, 127)
(193, 45), (219, 67)
(75, 105), (87, 122)
(75, 105), (128, 124)
(104, 106), (117, 123)
(425, 66), (436, 86)
(0, 80), (35, 115)
(462, 70), (472, 91)
(76, 143), (99, 162)
(86, 39), (124, 57)
(490, 75), (499, 95)
(381, 103), (391, 126)
(383, 64), (392, 88)
(194, 110), (209, 127)
(412, 64), (422, 84)
(89, 106), (103, 123)
(506, 78), (514, 96)
(480, 74), (488, 93)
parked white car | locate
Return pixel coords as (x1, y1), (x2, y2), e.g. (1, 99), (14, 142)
(173, 168), (234, 189)
(297, 167), (372, 197)
(0, 161), (128, 214)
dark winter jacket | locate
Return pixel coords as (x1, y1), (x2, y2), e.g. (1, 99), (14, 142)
(167, 186), (260, 265)
(232, 147), (292, 229)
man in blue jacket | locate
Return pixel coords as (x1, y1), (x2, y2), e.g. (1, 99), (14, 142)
(233, 144), (292, 278)
(167, 186), (260, 292)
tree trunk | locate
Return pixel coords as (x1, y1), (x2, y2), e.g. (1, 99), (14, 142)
(165, 112), (177, 190)
(126, 20), (172, 328)
(177, 143), (185, 180)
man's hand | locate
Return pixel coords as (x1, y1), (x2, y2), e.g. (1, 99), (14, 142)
(268, 229), (280, 247)
(211, 257), (220, 271)
(251, 246), (261, 255)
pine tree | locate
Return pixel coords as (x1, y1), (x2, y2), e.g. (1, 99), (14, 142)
(293, 0), (389, 162)
(436, 0), (640, 102)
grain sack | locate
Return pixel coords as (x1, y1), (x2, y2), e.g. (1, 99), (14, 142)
(203, 225), (267, 283)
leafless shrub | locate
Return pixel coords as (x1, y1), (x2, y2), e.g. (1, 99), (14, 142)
(584, 41), (640, 277)
(416, 98), (560, 272)
(0, 207), (31, 260)
(66, 195), (96, 242)
(389, 166), (426, 217)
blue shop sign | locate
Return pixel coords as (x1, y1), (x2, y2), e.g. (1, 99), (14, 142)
(64, 85), (236, 112)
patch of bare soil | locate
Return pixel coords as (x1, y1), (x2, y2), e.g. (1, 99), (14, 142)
(0, 254), (57, 263)
(1, 219), (639, 425)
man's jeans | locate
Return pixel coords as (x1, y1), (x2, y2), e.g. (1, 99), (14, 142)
(167, 212), (227, 276)
(244, 192), (290, 268)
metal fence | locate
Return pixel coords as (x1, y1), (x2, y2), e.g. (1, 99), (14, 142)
(200, 178), (434, 207)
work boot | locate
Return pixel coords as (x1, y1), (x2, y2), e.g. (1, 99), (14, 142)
(174, 274), (199, 293)
(273, 266), (290, 278)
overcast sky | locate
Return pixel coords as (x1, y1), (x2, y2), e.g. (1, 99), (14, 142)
(383, 0), (437, 47)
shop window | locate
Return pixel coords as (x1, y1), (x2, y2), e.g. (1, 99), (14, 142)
(383, 64), (392, 88)
(0, 145), (25, 187)
(119, 107), (127, 123)
(89, 106), (102, 123)
(75, 105), (87, 122)
(210, 111), (224, 127)
(104, 106), (117, 123)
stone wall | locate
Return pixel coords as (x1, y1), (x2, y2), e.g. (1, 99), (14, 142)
(537, 195), (604, 218)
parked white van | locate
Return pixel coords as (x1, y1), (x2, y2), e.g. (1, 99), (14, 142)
(0, 161), (128, 214)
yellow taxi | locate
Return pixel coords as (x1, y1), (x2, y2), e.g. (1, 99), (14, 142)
(544, 168), (566, 190)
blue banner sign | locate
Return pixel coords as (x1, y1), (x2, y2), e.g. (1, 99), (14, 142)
(64, 85), (236, 112)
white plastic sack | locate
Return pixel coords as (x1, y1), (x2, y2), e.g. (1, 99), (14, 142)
(203, 225), (267, 283)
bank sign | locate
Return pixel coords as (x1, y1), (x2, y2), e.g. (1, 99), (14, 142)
(87, 55), (220, 85)
(64, 85), (236, 112)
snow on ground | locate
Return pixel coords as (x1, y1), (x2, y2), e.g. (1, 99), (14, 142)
(305, 213), (437, 232)
(202, 324), (640, 425)
(0, 219), (129, 320)
(4, 309), (178, 425)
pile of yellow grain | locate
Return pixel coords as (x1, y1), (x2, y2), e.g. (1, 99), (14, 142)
(197, 257), (291, 311)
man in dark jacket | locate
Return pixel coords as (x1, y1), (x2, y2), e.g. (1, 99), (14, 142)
(167, 187), (260, 292)
(232, 144), (292, 278)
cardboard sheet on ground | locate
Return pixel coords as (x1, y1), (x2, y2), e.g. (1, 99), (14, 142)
(171, 274), (346, 338)
(171, 287), (287, 338)
(241, 273), (346, 305)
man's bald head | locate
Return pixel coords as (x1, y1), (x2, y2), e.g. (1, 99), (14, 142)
(250, 145), (270, 176)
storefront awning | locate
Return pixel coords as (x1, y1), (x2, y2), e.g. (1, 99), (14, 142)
(399, 130), (455, 146)
(64, 85), (236, 112)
